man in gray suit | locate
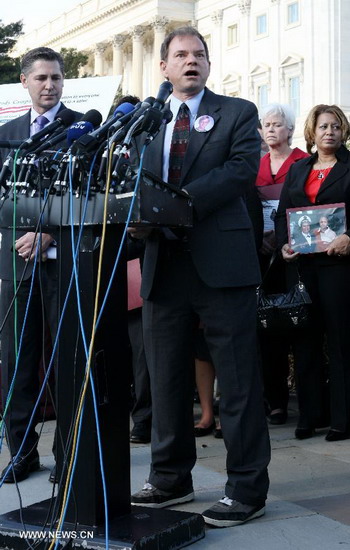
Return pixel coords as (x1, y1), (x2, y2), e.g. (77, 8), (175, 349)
(129, 27), (270, 528)
(0, 47), (82, 483)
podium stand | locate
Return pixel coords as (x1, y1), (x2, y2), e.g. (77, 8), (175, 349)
(0, 182), (205, 549)
(55, 224), (131, 525)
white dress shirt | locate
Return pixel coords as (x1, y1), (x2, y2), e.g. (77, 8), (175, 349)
(30, 102), (62, 136)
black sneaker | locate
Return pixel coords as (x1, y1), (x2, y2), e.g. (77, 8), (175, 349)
(131, 482), (194, 508)
(202, 496), (265, 527)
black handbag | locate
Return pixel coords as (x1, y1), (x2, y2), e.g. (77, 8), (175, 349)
(256, 255), (312, 332)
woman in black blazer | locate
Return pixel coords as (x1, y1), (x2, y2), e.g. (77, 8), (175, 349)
(275, 104), (350, 442)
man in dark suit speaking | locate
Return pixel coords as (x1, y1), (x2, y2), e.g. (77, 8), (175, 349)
(0, 47), (82, 483)
(129, 27), (270, 527)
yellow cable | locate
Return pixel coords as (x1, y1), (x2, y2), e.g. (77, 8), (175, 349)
(50, 144), (116, 546)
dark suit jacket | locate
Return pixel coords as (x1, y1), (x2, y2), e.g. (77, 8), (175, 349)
(0, 103), (83, 280)
(292, 232), (316, 254)
(275, 144), (350, 255)
(131, 88), (262, 299)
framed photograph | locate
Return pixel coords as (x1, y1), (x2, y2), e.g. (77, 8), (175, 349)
(286, 203), (347, 254)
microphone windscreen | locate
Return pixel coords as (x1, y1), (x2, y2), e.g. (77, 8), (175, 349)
(162, 110), (173, 124)
(114, 102), (135, 116)
(67, 121), (94, 146)
(82, 109), (103, 128)
(56, 108), (77, 127)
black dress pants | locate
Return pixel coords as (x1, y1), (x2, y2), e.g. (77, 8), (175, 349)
(128, 308), (152, 425)
(287, 257), (350, 431)
(259, 253), (290, 413)
(142, 247), (270, 506)
(0, 262), (57, 455)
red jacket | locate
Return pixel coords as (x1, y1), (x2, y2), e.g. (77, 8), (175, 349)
(256, 147), (309, 201)
(256, 148), (309, 186)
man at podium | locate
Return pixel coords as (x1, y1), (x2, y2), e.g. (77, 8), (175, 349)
(129, 26), (270, 528)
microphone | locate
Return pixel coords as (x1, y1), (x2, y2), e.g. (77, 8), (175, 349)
(99, 102), (137, 138)
(34, 109), (103, 154)
(71, 102), (135, 153)
(108, 97), (155, 145)
(107, 101), (142, 134)
(52, 156), (69, 194)
(18, 109), (76, 152)
(162, 109), (173, 125)
(136, 82), (173, 137)
(67, 109), (102, 145)
(16, 155), (30, 189)
(152, 81), (174, 110)
(95, 98), (156, 186)
(19, 155), (36, 193)
(143, 106), (173, 143)
(52, 109), (103, 193)
(14, 111), (102, 190)
(0, 151), (15, 189)
(0, 139), (23, 148)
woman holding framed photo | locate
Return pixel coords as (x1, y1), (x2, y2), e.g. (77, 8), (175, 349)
(275, 104), (350, 441)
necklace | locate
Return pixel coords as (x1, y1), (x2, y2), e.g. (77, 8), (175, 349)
(314, 160), (336, 180)
(317, 168), (332, 179)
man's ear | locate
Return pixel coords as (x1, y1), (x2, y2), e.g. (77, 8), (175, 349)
(160, 60), (168, 79)
(20, 73), (28, 89)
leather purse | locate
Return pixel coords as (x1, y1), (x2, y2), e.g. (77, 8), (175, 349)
(256, 255), (312, 332)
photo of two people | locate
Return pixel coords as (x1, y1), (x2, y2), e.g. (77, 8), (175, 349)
(287, 203), (346, 254)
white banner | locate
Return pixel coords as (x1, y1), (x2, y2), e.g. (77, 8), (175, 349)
(0, 75), (122, 126)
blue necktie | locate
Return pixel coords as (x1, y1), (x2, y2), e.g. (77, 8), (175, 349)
(34, 115), (49, 134)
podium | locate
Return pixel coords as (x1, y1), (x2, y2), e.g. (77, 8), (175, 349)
(0, 176), (205, 549)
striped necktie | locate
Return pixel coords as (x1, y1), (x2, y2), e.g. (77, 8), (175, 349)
(168, 103), (190, 186)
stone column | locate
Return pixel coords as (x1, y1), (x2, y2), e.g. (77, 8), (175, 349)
(238, 2), (251, 98)
(210, 10), (223, 94)
(131, 26), (145, 98)
(112, 34), (124, 76)
(94, 42), (107, 76)
(238, 0), (252, 15)
(151, 16), (169, 94)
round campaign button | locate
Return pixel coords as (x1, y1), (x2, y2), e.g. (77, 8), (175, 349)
(194, 115), (214, 133)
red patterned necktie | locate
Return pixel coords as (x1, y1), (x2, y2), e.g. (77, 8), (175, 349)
(168, 103), (190, 186)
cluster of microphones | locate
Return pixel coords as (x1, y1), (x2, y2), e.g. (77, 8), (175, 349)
(0, 81), (174, 195)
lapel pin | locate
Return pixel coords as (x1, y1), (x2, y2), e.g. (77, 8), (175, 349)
(194, 115), (214, 133)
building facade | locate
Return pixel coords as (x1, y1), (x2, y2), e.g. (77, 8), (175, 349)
(14, 0), (350, 147)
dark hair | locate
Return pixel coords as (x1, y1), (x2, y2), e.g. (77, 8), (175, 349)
(160, 26), (210, 63)
(304, 104), (350, 154)
(21, 47), (65, 76)
(115, 95), (140, 108)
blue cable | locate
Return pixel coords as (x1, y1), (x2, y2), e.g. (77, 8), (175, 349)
(0, 241), (41, 485)
(53, 152), (111, 549)
(0, 186), (54, 458)
(95, 143), (147, 330)
(55, 143), (147, 547)
(1, 145), (148, 549)
(0, 205), (89, 488)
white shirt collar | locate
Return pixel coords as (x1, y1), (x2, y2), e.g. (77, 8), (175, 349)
(168, 89), (205, 124)
(30, 102), (62, 125)
(162, 89), (205, 182)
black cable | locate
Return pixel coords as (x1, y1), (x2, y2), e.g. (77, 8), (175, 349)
(0, 161), (81, 546)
